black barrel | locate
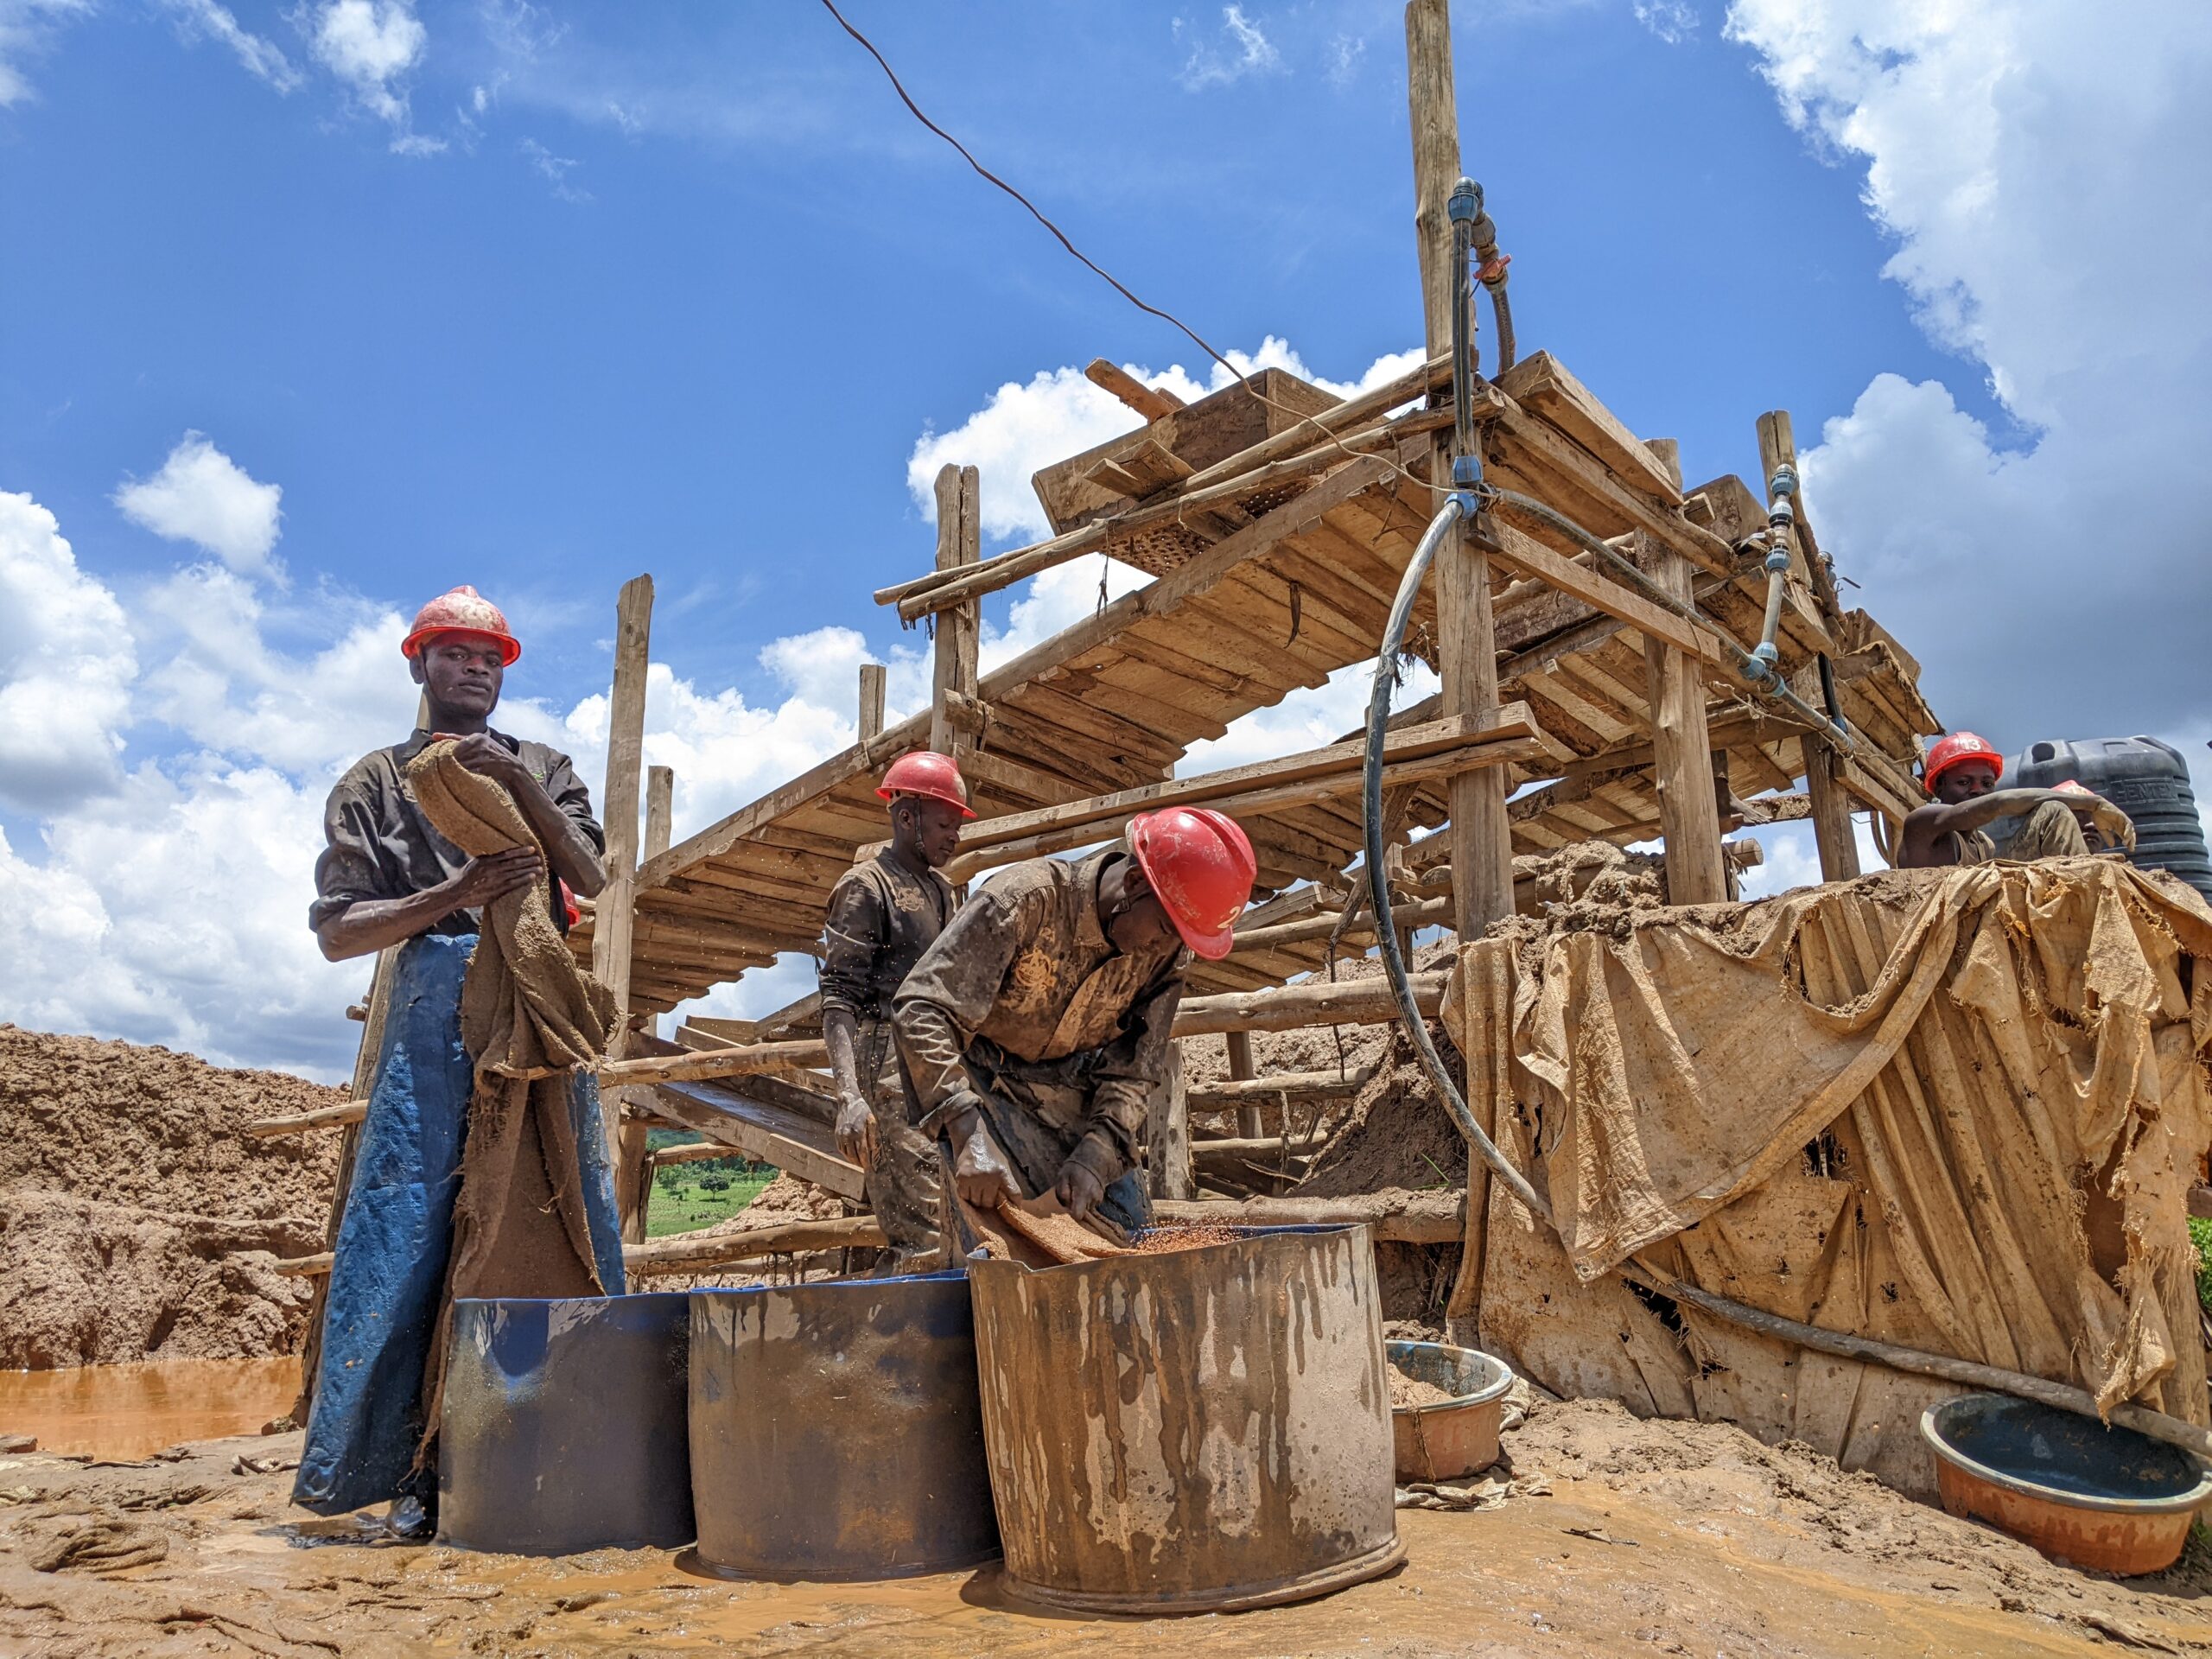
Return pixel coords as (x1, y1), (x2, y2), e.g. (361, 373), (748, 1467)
(2008, 736), (2212, 898)
(970, 1224), (1403, 1615)
(438, 1293), (694, 1554)
(688, 1272), (999, 1580)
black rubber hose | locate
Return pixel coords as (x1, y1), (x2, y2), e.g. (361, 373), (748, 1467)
(1362, 496), (1553, 1225)
(1489, 283), (1516, 376)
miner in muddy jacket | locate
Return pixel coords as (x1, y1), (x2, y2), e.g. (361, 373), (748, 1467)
(817, 752), (969, 1271)
(893, 806), (1256, 1243)
(295, 586), (624, 1539)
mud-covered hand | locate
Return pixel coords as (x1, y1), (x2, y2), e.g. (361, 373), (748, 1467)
(1055, 1161), (1105, 1224)
(444, 845), (543, 909)
(2085, 794), (2137, 852)
(443, 731), (531, 791)
(950, 1115), (1021, 1211)
(834, 1090), (879, 1170)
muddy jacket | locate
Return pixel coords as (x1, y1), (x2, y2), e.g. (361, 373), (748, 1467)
(817, 850), (957, 1025)
(310, 728), (602, 938)
(893, 848), (1185, 1190)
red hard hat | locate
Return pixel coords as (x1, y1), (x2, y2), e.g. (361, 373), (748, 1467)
(1923, 731), (2003, 790)
(876, 751), (975, 818)
(1127, 806), (1255, 961)
(401, 585), (521, 666)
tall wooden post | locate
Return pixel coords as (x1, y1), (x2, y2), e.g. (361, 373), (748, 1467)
(1226, 1030), (1263, 1140)
(1758, 411), (1859, 880)
(1408, 0), (1514, 938)
(857, 663), (887, 747)
(594, 574), (655, 1244)
(1637, 441), (1726, 904)
(645, 766), (674, 863)
(1147, 1039), (1193, 1200)
(929, 465), (982, 761)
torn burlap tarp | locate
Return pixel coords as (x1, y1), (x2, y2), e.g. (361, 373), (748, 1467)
(405, 740), (622, 1446)
(1446, 859), (2212, 1496)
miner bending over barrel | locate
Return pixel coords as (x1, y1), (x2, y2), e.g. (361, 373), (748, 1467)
(893, 807), (1255, 1243)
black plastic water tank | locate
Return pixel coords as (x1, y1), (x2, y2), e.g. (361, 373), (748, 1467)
(2005, 736), (2212, 899)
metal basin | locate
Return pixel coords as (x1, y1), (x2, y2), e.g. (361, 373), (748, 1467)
(1387, 1340), (1514, 1484)
(970, 1224), (1403, 1616)
(688, 1272), (999, 1581)
(1921, 1393), (2212, 1575)
(438, 1294), (693, 1554)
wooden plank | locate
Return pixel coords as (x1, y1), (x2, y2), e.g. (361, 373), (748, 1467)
(1171, 970), (1446, 1036)
(858, 663), (887, 745)
(626, 1214), (885, 1277)
(1474, 517), (1714, 663)
(1635, 440), (1727, 907)
(1490, 399), (1736, 578)
(1188, 1065), (1379, 1109)
(929, 463), (981, 758)
(594, 574), (654, 1244)
(601, 1038), (831, 1087)
(245, 1098), (369, 1137)
(644, 1079), (866, 1201)
(1085, 357), (1184, 421)
(1146, 1040), (1193, 1200)
(1151, 1190), (1464, 1244)
(1497, 353), (1683, 506)
(645, 766), (675, 864)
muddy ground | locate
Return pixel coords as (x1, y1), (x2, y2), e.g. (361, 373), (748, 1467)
(2, 1398), (2203, 1657)
(0, 1027), (347, 1370)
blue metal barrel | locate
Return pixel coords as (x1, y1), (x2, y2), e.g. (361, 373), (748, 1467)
(437, 1293), (694, 1554)
(969, 1224), (1403, 1615)
(687, 1272), (999, 1580)
(2007, 736), (2212, 897)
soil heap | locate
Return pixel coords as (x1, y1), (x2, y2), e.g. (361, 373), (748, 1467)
(0, 1026), (346, 1370)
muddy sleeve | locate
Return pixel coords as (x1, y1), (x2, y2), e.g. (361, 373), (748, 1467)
(817, 873), (887, 1020)
(540, 749), (607, 857)
(1065, 959), (1187, 1188)
(308, 772), (398, 933)
(893, 884), (1038, 1129)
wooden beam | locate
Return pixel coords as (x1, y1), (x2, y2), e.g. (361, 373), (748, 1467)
(1084, 358), (1185, 421)
(626, 1215), (886, 1278)
(600, 1038), (831, 1087)
(644, 766), (675, 865)
(245, 1098), (369, 1138)
(929, 463), (981, 757)
(642, 1080), (865, 1200)
(1151, 1187), (1465, 1244)
(1474, 517), (1713, 663)
(1224, 1029), (1262, 1139)
(1146, 1040), (1193, 1200)
(1636, 443), (1727, 907)
(857, 663), (887, 746)
(1188, 1065), (1378, 1111)
(594, 573), (654, 1244)
(649, 1140), (766, 1166)
(1497, 353), (1684, 506)
(1172, 970), (1445, 1036)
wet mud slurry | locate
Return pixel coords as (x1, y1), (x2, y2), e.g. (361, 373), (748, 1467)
(0, 1357), (301, 1460)
(3, 1398), (2207, 1655)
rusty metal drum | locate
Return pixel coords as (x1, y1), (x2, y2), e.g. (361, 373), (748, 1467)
(438, 1293), (694, 1554)
(969, 1224), (1403, 1614)
(687, 1272), (1000, 1580)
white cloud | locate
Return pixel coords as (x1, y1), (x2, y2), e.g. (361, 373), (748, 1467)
(1725, 0), (2212, 780)
(0, 492), (135, 813)
(1633, 1), (1698, 45)
(1325, 33), (1366, 87)
(113, 433), (285, 578)
(308, 0), (441, 152)
(1176, 5), (1283, 91)
(161, 0), (301, 90)
(518, 134), (588, 201)
(0, 0), (87, 107)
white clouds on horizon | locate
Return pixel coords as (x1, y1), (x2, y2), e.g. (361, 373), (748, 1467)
(1725, 0), (2212, 756)
(113, 433), (285, 579)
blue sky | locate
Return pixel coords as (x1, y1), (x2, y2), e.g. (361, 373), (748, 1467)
(3, 0), (2207, 1077)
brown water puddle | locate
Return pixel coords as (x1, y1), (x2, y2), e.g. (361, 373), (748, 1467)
(0, 1355), (299, 1459)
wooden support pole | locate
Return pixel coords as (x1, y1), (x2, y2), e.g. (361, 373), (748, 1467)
(645, 766), (675, 863)
(1146, 1039), (1194, 1200)
(1758, 412), (1859, 880)
(1190, 1065), (1379, 1111)
(594, 574), (656, 1244)
(1408, 0), (1515, 943)
(1637, 441), (1727, 906)
(1225, 1030), (1262, 1139)
(1152, 1188), (1465, 1244)
(857, 663), (887, 746)
(929, 464), (981, 759)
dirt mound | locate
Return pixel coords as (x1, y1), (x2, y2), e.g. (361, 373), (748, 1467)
(0, 1027), (345, 1370)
